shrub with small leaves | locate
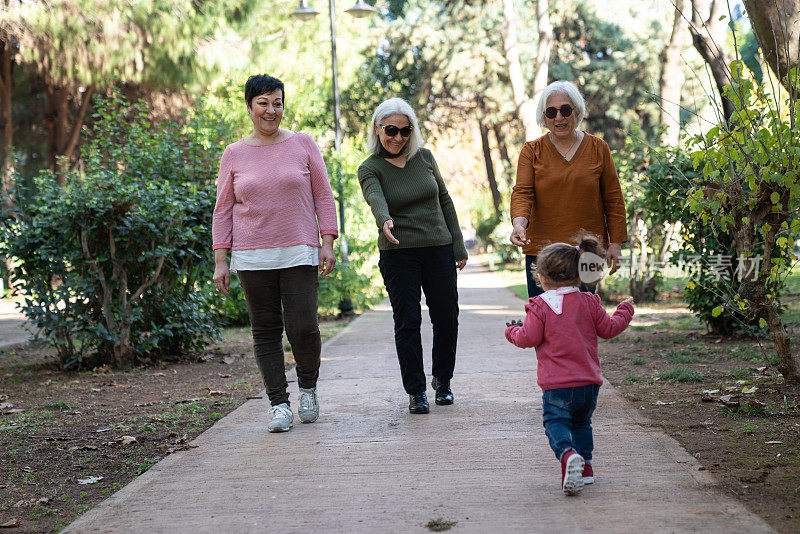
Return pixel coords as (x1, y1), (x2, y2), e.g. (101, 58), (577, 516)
(1, 91), (221, 369)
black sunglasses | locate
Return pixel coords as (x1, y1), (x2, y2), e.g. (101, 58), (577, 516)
(544, 105), (574, 119)
(381, 124), (413, 138)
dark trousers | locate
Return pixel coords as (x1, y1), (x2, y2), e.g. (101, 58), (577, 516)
(525, 255), (596, 298)
(542, 384), (600, 461)
(378, 244), (459, 395)
(238, 266), (320, 406)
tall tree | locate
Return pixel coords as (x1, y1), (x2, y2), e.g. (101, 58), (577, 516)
(742, 0), (800, 94)
(1, 0), (255, 181)
(501, 0), (551, 141)
(659, 0), (690, 145)
(0, 19), (14, 211)
(688, 0), (735, 121)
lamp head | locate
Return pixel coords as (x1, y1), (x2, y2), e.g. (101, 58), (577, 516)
(345, 1), (377, 18)
(291, 0), (319, 21)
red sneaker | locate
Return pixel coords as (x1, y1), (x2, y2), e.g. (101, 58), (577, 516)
(582, 462), (594, 485)
(560, 448), (585, 495)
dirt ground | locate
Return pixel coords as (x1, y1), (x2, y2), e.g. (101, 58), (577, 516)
(597, 301), (800, 534)
(0, 320), (350, 532)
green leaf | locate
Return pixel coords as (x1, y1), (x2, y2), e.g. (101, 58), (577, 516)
(759, 318), (767, 328)
(770, 191), (780, 204)
(711, 306), (724, 318)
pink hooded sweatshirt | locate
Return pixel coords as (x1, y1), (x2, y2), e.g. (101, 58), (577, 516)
(505, 287), (634, 391)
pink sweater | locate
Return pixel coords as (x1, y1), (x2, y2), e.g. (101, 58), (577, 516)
(212, 133), (339, 251)
(505, 288), (634, 390)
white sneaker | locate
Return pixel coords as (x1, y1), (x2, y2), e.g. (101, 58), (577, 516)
(267, 403), (293, 432)
(298, 387), (319, 423)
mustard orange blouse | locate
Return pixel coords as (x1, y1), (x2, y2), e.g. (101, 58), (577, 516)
(509, 132), (628, 256)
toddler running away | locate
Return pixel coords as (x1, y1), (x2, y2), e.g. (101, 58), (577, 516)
(504, 233), (634, 495)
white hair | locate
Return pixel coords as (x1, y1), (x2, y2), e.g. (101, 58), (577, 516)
(366, 98), (423, 158)
(535, 80), (586, 129)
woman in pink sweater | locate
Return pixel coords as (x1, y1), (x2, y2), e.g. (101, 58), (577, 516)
(505, 234), (634, 495)
(212, 74), (338, 433)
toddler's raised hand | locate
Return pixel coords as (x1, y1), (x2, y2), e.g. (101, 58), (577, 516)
(506, 319), (523, 328)
(622, 297), (634, 306)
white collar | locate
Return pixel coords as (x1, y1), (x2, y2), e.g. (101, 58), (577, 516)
(539, 286), (580, 315)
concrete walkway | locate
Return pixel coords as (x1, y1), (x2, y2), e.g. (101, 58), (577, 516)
(0, 299), (33, 350)
(64, 267), (773, 533)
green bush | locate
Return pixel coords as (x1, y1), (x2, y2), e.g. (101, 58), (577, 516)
(1, 92), (220, 369)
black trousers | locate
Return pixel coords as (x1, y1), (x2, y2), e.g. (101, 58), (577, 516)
(378, 244), (459, 395)
(238, 266), (321, 406)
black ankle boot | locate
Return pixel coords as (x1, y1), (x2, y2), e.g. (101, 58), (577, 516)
(408, 391), (430, 414)
(432, 377), (454, 405)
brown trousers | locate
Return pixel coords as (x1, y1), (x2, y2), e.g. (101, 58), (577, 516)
(238, 266), (321, 406)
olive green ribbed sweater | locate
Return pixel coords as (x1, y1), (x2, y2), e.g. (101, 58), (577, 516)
(357, 147), (468, 261)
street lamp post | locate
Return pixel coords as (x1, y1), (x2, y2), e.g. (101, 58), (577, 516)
(291, 0), (375, 318)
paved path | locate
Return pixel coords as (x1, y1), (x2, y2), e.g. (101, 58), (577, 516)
(0, 299), (32, 350)
(64, 267), (773, 533)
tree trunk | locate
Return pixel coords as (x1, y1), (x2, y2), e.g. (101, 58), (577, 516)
(689, 0), (735, 122)
(492, 124), (514, 189)
(659, 0), (689, 145)
(743, 0), (800, 95)
(502, 0), (550, 140)
(44, 82), (94, 183)
(479, 119), (502, 216)
(0, 32), (14, 213)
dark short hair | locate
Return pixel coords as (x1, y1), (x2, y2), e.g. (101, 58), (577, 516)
(245, 74), (285, 108)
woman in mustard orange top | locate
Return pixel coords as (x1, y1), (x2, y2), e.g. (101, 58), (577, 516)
(509, 80), (628, 297)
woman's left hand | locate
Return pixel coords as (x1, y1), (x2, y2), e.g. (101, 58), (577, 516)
(456, 258), (467, 270)
(606, 242), (622, 275)
(319, 236), (336, 278)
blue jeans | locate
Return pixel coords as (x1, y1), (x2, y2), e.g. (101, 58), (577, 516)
(525, 255), (595, 298)
(542, 384), (600, 461)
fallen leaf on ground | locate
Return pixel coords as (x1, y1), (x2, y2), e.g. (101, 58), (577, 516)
(174, 398), (200, 404)
(68, 445), (99, 451)
(206, 388), (225, 396)
(218, 373), (232, 378)
(718, 394), (740, 407)
(134, 402), (155, 407)
(90, 388), (102, 392)
(152, 372), (166, 377)
(91, 365), (112, 375)
(0, 519), (20, 528)
(0, 402), (23, 415)
(653, 400), (676, 405)
(765, 440), (783, 444)
(748, 399), (767, 408)
(756, 366), (768, 373)
(222, 356), (236, 365)
(77, 476), (103, 485)
(120, 435), (137, 445)
(742, 386), (758, 394)
(702, 389), (720, 395)
(95, 427), (112, 433)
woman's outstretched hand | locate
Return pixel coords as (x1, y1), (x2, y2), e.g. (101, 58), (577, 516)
(382, 219), (399, 245)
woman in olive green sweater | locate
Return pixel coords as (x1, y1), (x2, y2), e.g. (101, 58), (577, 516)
(358, 97), (468, 415)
